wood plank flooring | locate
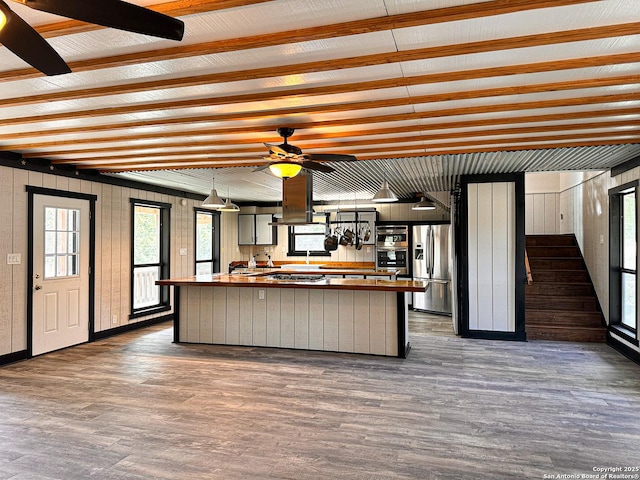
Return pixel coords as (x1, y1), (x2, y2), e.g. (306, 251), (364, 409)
(0, 312), (639, 479)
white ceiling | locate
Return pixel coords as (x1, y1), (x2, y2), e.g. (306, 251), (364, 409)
(1, 0), (639, 202)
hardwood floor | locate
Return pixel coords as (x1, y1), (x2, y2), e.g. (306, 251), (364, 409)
(0, 313), (639, 479)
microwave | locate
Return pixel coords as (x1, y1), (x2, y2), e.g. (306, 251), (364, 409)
(375, 226), (409, 248)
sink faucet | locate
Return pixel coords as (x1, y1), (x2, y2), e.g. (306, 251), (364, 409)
(306, 250), (310, 264)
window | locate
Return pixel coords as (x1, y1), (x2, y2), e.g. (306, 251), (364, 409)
(44, 207), (80, 278)
(609, 182), (638, 340)
(130, 199), (171, 317)
(288, 214), (329, 256)
(195, 209), (220, 275)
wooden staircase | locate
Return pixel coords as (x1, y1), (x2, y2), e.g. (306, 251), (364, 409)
(526, 234), (607, 342)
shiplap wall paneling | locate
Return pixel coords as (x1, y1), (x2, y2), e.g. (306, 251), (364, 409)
(468, 182), (516, 333)
(384, 292), (398, 356)
(252, 289), (267, 346)
(185, 286), (201, 343)
(308, 289), (324, 350)
(280, 288), (295, 348)
(226, 287), (241, 345)
(338, 290), (355, 353)
(323, 290), (339, 352)
(100, 184), (113, 333)
(212, 287), (226, 344)
(179, 287), (189, 342)
(266, 288), (281, 347)
(200, 285), (214, 344)
(12, 169), (28, 352)
(369, 292), (387, 356)
(0, 168), (13, 355)
(239, 288), (254, 345)
(525, 193), (559, 234)
(294, 289), (309, 350)
(353, 291), (370, 354)
(111, 186), (122, 328)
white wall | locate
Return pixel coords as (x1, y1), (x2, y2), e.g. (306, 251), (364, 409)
(0, 166), (198, 356)
(467, 182), (516, 333)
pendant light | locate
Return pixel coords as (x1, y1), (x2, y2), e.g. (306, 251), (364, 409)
(269, 161), (303, 179)
(202, 177), (226, 209)
(219, 187), (240, 212)
(371, 180), (398, 203)
(412, 196), (436, 211)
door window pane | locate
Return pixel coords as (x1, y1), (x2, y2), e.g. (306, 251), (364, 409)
(44, 207), (80, 279)
(196, 212), (213, 262)
(623, 193), (637, 270)
(196, 262), (213, 276)
(133, 266), (160, 309)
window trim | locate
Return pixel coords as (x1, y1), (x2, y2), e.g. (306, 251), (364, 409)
(129, 199), (171, 319)
(287, 213), (330, 257)
(609, 181), (639, 343)
(194, 208), (221, 274)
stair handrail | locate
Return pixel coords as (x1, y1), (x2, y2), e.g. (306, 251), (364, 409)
(525, 249), (533, 285)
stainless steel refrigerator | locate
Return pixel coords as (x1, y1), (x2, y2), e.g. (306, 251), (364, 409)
(412, 224), (452, 315)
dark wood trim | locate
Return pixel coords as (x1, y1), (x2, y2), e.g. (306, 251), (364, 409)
(0, 350), (29, 367)
(94, 315), (173, 341)
(25, 187), (97, 357)
(458, 173), (527, 341)
(609, 325), (640, 347)
(607, 331), (640, 366)
(611, 156), (640, 178)
(173, 286), (181, 343)
(0, 156), (205, 201)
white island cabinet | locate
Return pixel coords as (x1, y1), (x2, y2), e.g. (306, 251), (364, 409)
(158, 274), (426, 358)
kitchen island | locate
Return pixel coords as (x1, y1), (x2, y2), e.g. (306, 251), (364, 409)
(157, 273), (426, 358)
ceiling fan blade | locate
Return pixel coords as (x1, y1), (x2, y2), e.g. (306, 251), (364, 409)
(307, 153), (357, 162)
(302, 161), (335, 174)
(265, 143), (289, 157)
(24, 0), (185, 41)
(253, 163), (272, 172)
(0, 2), (70, 75)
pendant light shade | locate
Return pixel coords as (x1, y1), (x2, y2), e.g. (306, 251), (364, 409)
(202, 177), (226, 209)
(269, 161), (303, 179)
(412, 196), (436, 211)
(371, 180), (398, 203)
(219, 197), (240, 212)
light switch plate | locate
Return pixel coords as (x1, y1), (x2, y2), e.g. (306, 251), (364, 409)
(179, 248), (187, 256)
(7, 253), (21, 265)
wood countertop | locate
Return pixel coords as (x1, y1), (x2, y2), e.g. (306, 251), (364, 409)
(231, 268), (396, 276)
(157, 274), (426, 292)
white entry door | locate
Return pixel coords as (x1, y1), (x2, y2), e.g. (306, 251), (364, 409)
(32, 195), (90, 356)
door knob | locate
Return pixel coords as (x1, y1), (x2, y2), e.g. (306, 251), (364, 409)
(34, 285), (42, 291)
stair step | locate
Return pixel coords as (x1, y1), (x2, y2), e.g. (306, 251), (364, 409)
(526, 246), (582, 258)
(531, 270), (590, 283)
(528, 258), (585, 270)
(526, 325), (607, 342)
(526, 283), (594, 297)
(526, 235), (576, 247)
(526, 309), (603, 327)
(526, 294), (599, 312)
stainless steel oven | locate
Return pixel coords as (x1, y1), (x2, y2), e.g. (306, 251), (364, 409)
(376, 225), (409, 275)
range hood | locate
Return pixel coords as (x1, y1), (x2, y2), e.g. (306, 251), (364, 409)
(271, 170), (323, 225)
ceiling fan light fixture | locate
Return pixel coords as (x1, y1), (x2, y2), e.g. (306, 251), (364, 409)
(412, 196), (436, 211)
(371, 180), (398, 203)
(269, 161), (303, 179)
(202, 177), (226, 209)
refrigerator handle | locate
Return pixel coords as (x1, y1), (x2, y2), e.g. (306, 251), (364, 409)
(429, 227), (435, 276)
(425, 227), (432, 274)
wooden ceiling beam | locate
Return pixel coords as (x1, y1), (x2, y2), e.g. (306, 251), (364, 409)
(40, 119), (640, 160)
(2, 73), (639, 126)
(73, 130), (640, 171)
(88, 136), (640, 173)
(3, 50), (637, 109)
(6, 104), (640, 147)
(1, 0), (600, 82)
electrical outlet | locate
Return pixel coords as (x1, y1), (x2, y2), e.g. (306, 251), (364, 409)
(258, 289), (265, 300)
(112, 315), (118, 324)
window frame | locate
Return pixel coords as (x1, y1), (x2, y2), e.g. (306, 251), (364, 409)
(194, 208), (221, 275)
(609, 181), (639, 344)
(129, 199), (171, 319)
(287, 213), (330, 257)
